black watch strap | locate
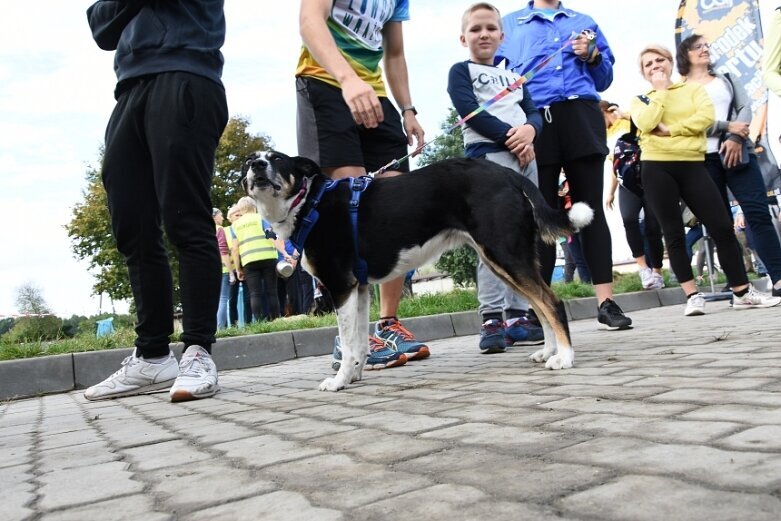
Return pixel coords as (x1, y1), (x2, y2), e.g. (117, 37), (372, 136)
(400, 105), (417, 116)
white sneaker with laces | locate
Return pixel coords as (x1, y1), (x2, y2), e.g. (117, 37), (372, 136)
(169, 345), (219, 402)
(684, 292), (706, 316)
(732, 284), (781, 310)
(651, 272), (665, 289)
(84, 350), (178, 401)
(639, 267), (655, 290)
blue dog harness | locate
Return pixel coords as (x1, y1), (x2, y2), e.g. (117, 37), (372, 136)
(290, 175), (373, 285)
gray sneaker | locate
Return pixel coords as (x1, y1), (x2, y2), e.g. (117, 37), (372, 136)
(169, 345), (220, 402)
(684, 292), (706, 316)
(84, 350), (178, 401)
(733, 285), (781, 310)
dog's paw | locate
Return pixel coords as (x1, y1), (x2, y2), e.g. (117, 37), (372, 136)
(530, 348), (555, 363)
(318, 377), (345, 392)
(545, 353), (573, 370)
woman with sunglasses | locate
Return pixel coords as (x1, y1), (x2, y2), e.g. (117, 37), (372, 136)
(678, 34), (781, 300)
(631, 44), (780, 315)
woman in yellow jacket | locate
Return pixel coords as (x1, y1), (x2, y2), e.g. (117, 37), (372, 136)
(631, 44), (779, 316)
(231, 196), (294, 321)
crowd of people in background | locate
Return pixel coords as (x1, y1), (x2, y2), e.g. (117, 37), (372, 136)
(83, 0), (781, 405)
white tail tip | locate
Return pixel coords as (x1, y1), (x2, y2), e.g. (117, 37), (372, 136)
(568, 202), (594, 230)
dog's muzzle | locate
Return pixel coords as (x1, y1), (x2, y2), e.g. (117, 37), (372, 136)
(246, 157), (281, 191)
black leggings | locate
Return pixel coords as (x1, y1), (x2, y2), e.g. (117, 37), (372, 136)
(243, 259), (280, 321)
(640, 160), (748, 287)
(618, 185), (664, 268)
(538, 155), (614, 285)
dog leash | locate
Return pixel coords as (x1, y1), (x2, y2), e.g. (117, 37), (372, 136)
(370, 29), (597, 177)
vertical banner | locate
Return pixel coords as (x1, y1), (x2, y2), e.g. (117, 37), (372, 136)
(676, 0), (781, 190)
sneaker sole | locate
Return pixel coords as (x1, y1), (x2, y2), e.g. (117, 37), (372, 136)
(170, 385), (220, 403)
(405, 346), (431, 360)
(684, 308), (705, 316)
(84, 379), (176, 401)
(479, 346), (506, 354)
(733, 301), (781, 310)
(364, 354), (408, 371)
(506, 338), (545, 347)
(597, 323), (633, 331)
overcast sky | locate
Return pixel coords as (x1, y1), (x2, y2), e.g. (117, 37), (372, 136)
(1, 1), (778, 317)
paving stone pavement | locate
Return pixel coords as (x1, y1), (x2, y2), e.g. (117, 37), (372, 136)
(2, 303), (781, 521)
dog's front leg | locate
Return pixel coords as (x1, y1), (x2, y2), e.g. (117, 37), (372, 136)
(319, 285), (364, 392)
(351, 285), (370, 383)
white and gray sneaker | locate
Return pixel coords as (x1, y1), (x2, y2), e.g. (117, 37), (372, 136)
(84, 350), (178, 401)
(169, 345), (219, 402)
(733, 285), (781, 310)
(684, 292), (706, 316)
(651, 272), (665, 289)
(639, 267), (655, 290)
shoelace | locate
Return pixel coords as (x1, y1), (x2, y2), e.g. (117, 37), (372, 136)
(108, 355), (137, 379)
(179, 351), (209, 377)
(369, 337), (389, 353)
(385, 321), (416, 341)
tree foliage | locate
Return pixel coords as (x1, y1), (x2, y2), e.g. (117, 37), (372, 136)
(15, 281), (51, 315)
(66, 116), (273, 305)
(416, 108), (478, 286)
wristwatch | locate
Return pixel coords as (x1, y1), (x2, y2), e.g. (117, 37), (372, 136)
(400, 105), (417, 116)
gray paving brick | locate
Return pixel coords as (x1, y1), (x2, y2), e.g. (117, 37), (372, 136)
(547, 413), (742, 443)
(716, 425), (781, 451)
(157, 415), (259, 445)
(261, 453), (433, 509)
(122, 439), (212, 471)
(98, 419), (177, 449)
(39, 495), (171, 521)
(559, 474), (781, 521)
(261, 416), (358, 439)
(396, 447), (611, 502)
(679, 404), (781, 425)
(353, 484), (568, 521)
(147, 461), (276, 514)
(541, 396), (694, 417)
(184, 491), (343, 521)
(212, 434), (323, 468)
(308, 427), (444, 463)
(38, 428), (103, 451)
(550, 437), (781, 490)
(37, 461), (144, 511)
(648, 388), (781, 407)
(38, 441), (119, 473)
(419, 422), (585, 453)
(342, 410), (461, 434)
(435, 404), (573, 427)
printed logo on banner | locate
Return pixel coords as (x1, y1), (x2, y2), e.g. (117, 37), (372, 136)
(698, 0), (734, 14)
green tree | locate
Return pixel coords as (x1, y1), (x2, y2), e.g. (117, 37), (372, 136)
(416, 108), (478, 286)
(67, 116), (273, 305)
(15, 281), (51, 315)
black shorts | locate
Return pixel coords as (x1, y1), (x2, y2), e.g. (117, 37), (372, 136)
(296, 76), (410, 173)
(534, 98), (609, 166)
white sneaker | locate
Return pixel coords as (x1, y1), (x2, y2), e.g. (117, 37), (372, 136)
(651, 272), (665, 289)
(639, 267), (655, 290)
(169, 345), (219, 402)
(84, 350), (178, 401)
(684, 292), (706, 316)
(732, 285), (781, 310)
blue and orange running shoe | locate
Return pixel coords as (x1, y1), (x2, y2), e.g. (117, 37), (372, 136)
(374, 318), (430, 361)
(331, 335), (407, 372)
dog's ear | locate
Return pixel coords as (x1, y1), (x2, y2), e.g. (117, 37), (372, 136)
(293, 156), (321, 179)
(241, 151), (263, 177)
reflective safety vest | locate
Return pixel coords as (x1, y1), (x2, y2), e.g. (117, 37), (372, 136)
(232, 213), (277, 265)
(222, 226), (233, 274)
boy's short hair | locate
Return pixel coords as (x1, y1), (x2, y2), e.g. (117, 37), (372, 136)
(461, 2), (502, 33)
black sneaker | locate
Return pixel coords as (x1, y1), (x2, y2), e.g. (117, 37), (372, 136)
(773, 285), (781, 298)
(597, 298), (633, 330)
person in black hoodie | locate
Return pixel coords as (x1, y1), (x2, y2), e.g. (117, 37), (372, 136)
(83, 1), (229, 403)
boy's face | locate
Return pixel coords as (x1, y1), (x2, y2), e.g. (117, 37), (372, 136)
(460, 8), (503, 65)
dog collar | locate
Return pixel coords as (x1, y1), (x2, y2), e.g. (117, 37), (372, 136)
(288, 178), (308, 213)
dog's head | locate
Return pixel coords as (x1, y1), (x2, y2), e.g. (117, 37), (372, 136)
(241, 150), (321, 236)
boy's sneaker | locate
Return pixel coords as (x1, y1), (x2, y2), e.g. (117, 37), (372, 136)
(479, 319), (506, 354)
(84, 350), (178, 401)
(331, 335), (407, 372)
(169, 345), (220, 402)
(639, 267), (655, 290)
(597, 298), (633, 330)
(684, 292), (706, 316)
(732, 284), (781, 310)
(375, 318), (430, 361)
(504, 316), (545, 346)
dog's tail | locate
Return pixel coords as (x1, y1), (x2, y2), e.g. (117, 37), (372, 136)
(511, 174), (594, 245)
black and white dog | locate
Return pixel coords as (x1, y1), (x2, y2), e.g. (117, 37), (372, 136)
(243, 151), (593, 391)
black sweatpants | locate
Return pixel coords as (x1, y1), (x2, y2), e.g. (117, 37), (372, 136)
(618, 185), (664, 268)
(243, 259), (280, 322)
(640, 160), (748, 287)
(102, 72), (229, 357)
(537, 155), (614, 285)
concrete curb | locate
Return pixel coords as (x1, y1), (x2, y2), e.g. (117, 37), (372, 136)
(0, 287), (685, 401)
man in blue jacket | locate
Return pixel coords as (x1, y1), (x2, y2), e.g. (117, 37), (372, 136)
(84, 1), (229, 402)
(497, 0), (632, 330)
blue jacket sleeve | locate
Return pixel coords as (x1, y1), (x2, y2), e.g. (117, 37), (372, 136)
(86, 0), (146, 51)
(587, 22), (615, 92)
(447, 62), (513, 147)
(519, 85), (542, 138)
